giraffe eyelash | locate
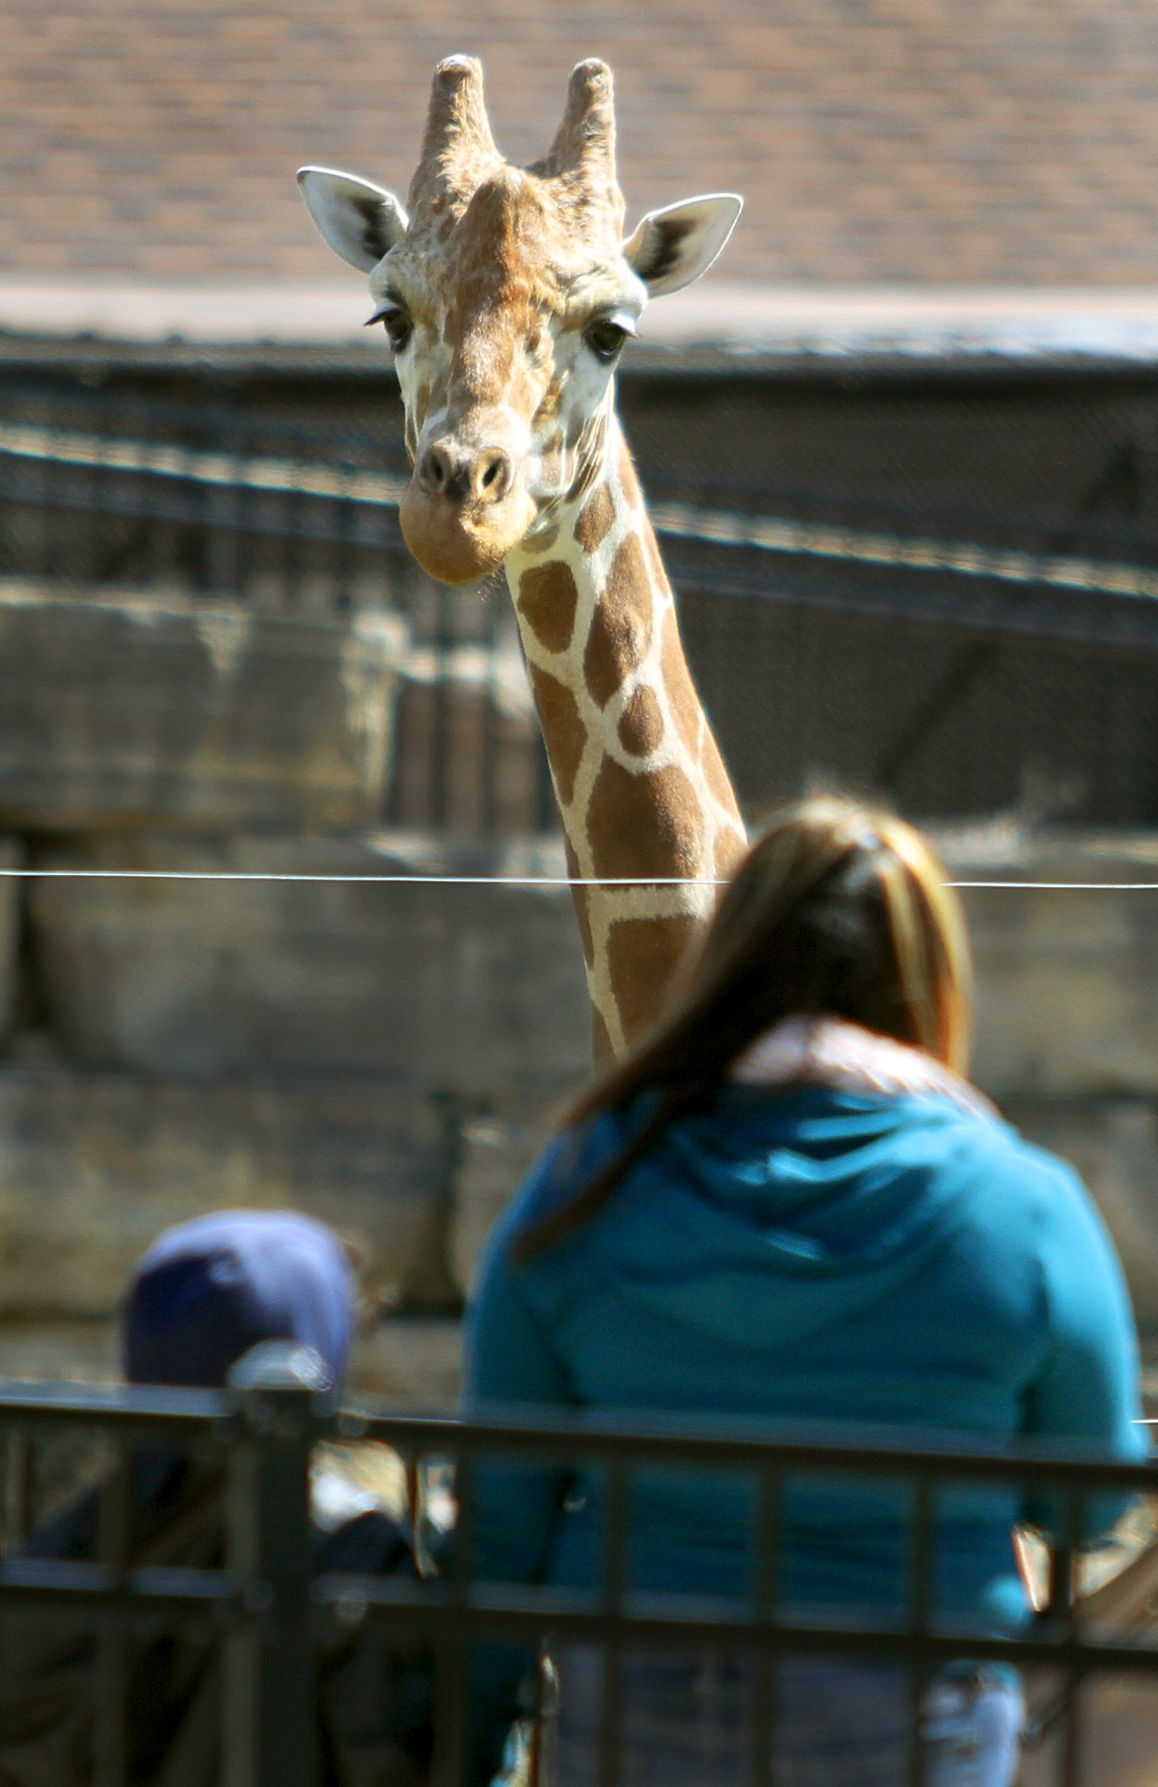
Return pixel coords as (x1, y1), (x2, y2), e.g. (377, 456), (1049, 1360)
(366, 301), (414, 351)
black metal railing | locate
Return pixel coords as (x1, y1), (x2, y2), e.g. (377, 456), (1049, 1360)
(0, 1347), (321, 1787)
(1, 1350), (1155, 1787)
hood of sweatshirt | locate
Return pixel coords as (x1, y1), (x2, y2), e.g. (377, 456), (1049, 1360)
(527, 1085), (1019, 1353)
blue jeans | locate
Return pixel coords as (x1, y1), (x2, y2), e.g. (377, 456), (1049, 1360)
(552, 1651), (1024, 1787)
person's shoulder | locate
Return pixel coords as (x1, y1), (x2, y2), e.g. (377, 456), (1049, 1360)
(475, 1101), (655, 1299)
(501, 1106), (638, 1232)
(926, 1094), (1094, 1232)
(971, 1107), (1085, 1197)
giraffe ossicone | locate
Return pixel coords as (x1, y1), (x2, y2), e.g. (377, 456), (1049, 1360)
(299, 56), (747, 1058)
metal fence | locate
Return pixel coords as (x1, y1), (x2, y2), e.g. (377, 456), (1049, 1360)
(2, 1346), (1157, 1787)
(5, 372), (1158, 829)
(0, 381), (557, 840)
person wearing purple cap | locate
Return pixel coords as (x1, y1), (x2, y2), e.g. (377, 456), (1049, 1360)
(122, 1208), (358, 1392)
(0, 1210), (431, 1787)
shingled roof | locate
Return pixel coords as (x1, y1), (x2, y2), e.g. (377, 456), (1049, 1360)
(4, 1), (1158, 349)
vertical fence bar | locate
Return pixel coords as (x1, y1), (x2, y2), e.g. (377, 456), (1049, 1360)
(94, 1443), (133, 1787)
(431, 1447), (473, 1787)
(140, 426), (166, 593)
(280, 473), (301, 609)
(234, 442), (255, 607)
(37, 429), (56, 583)
(1058, 1489), (1082, 1787)
(907, 1477), (934, 1787)
(86, 397), (111, 589)
(1, 1425), (34, 1554)
(203, 454), (241, 599)
(750, 1463), (780, 1787)
(598, 1458), (629, 1787)
(224, 1341), (327, 1787)
(331, 478), (356, 618)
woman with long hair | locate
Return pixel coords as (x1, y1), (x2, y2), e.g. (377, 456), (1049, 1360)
(464, 796), (1144, 1787)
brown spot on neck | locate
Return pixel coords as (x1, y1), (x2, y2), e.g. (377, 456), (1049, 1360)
(617, 685), (664, 757)
(574, 482), (615, 555)
(583, 530), (654, 707)
(591, 1006), (615, 1067)
(528, 662), (588, 807)
(606, 912), (700, 1045)
(586, 756), (707, 880)
(654, 608), (743, 844)
(518, 560), (579, 653)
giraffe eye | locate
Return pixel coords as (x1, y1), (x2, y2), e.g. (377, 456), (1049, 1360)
(369, 304), (413, 352)
(584, 317), (631, 362)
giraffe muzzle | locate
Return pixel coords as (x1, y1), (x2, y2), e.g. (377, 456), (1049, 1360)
(401, 432), (536, 584)
(417, 439), (513, 506)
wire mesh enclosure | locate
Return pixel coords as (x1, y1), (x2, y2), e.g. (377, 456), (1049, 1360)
(3, 358), (1158, 837)
(0, 377), (555, 839)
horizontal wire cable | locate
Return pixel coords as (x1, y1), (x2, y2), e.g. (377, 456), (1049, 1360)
(0, 868), (1153, 890)
(0, 869), (724, 886)
(950, 881), (1158, 890)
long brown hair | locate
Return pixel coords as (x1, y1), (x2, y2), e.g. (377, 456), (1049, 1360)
(512, 796), (973, 1264)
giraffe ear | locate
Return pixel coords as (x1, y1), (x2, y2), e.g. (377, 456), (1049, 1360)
(623, 194), (742, 297)
(297, 167), (410, 272)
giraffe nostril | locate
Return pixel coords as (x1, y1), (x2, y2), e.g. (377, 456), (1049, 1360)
(475, 450), (511, 503)
(419, 443), (452, 495)
(418, 440), (512, 506)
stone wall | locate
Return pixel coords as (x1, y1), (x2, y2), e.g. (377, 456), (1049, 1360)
(2, 578), (1158, 1402)
(24, 834), (586, 1091)
(0, 825), (586, 1359)
(951, 831), (1158, 1333)
(0, 579), (567, 1400)
(6, 821), (1158, 1387)
(0, 584), (409, 832)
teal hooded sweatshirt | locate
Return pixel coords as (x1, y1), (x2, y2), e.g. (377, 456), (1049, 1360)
(465, 1087), (1145, 1631)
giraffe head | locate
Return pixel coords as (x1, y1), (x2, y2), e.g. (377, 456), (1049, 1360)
(298, 57), (741, 584)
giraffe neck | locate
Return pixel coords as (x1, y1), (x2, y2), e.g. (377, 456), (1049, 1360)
(505, 417), (746, 1061)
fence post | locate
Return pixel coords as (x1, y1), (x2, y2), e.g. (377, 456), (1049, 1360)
(224, 1341), (329, 1787)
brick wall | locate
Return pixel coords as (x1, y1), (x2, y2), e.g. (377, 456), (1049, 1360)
(5, 1), (1158, 286)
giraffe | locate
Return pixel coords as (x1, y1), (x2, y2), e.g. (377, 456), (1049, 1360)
(298, 55), (747, 1060)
